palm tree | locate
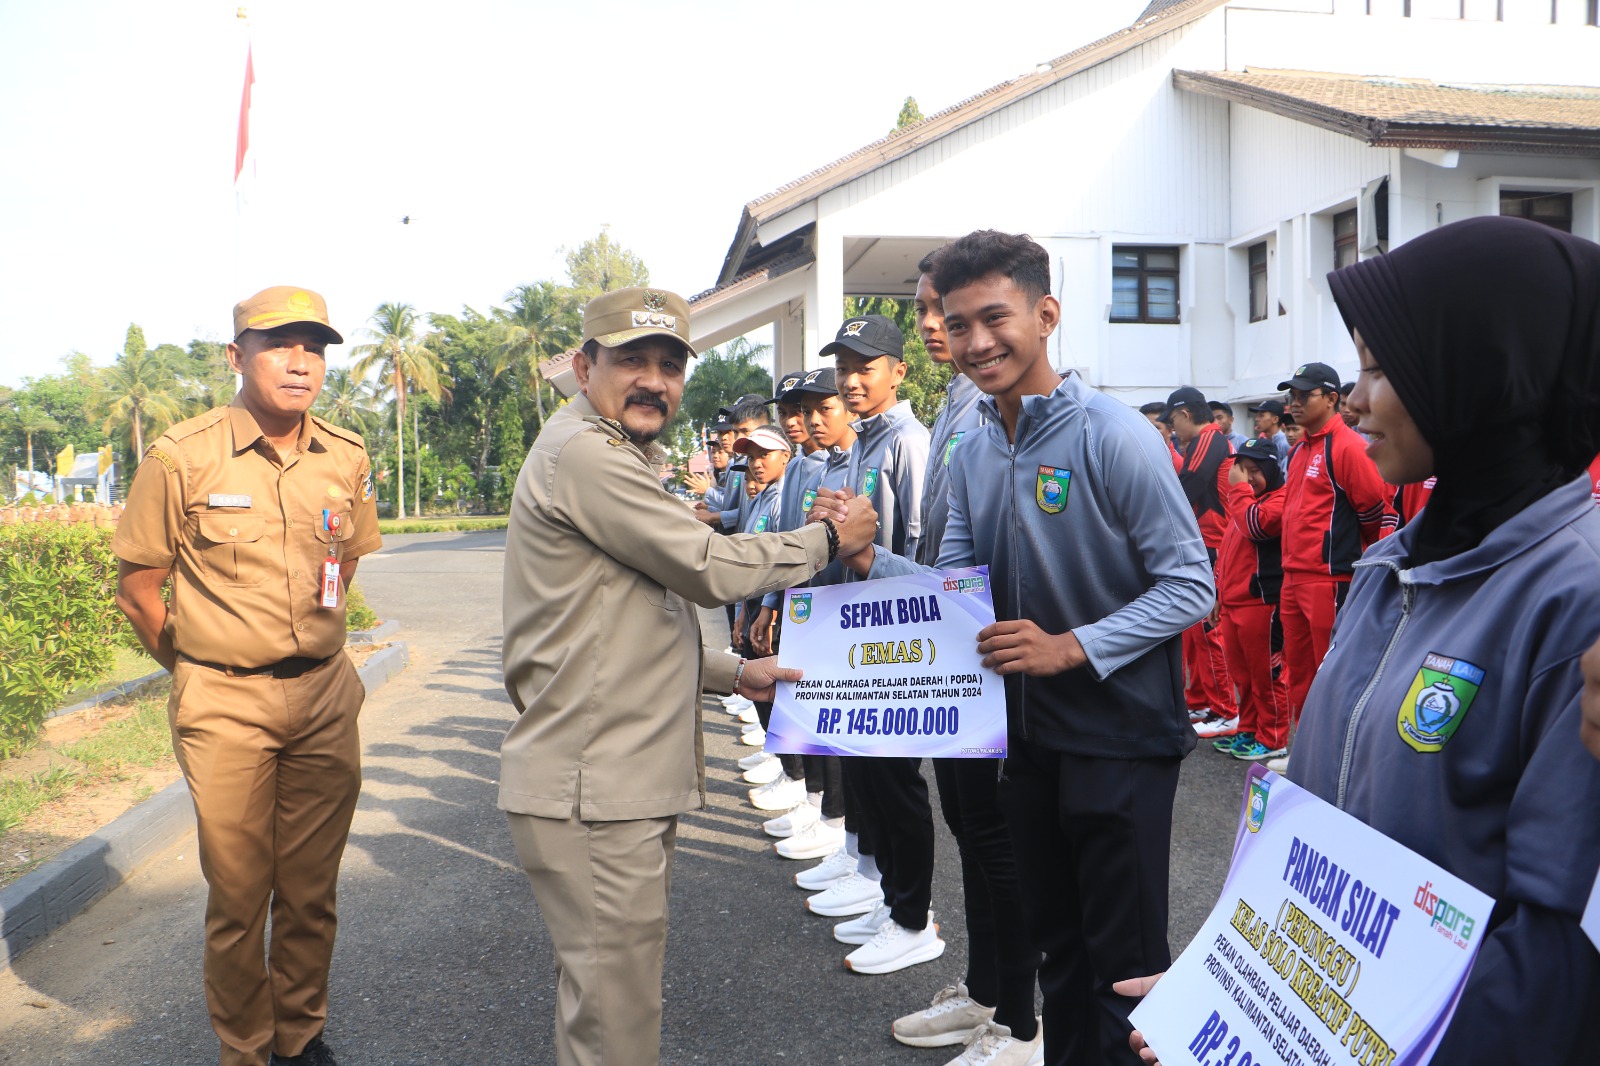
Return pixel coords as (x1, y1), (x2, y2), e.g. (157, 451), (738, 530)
(90, 349), (183, 460)
(8, 403), (60, 495)
(496, 281), (577, 431)
(316, 367), (382, 438)
(349, 302), (444, 519)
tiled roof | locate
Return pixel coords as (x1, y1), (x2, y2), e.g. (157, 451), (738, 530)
(1138, 0), (1193, 20)
(1174, 68), (1600, 152)
(716, 0), (1229, 283)
(688, 247), (814, 309)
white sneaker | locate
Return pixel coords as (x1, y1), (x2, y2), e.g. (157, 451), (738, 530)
(844, 917), (945, 974)
(1266, 753), (1290, 775)
(737, 750), (771, 771)
(737, 704), (760, 724)
(1194, 713), (1240, 739)
(893, 982), (996, 1048)
(741, 721), (763, 734)
(774, 818), (844, 859)
(833, 902), (891, 945)
(806, 871), (883, 916)
(795, 847), (856, 891)
(943, 1019), (1044, 1065)
(1187, 706), (1210, 723)
(743, 755), (783, 785)
(740, 728), (767, 747)
(763, 802), (820, 838)
(719, 692), (747, 709)
(751, 775), (807, 811)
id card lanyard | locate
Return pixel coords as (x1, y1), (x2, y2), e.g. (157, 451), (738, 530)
(320, 510), (342, 608)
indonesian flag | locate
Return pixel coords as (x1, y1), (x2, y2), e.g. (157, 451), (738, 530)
(234, 45), (255, 212)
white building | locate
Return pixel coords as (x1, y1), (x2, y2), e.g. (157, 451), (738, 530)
(686, 0), (1600, 409)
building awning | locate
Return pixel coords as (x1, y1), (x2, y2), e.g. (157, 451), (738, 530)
(1174, 68), (1600, 155)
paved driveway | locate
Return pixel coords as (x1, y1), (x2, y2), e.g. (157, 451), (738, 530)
(0, 530), (1243, 1064)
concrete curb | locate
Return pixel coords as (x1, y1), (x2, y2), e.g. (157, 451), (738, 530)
(347, 619), (399, 645)
(0, 641), (410, 974)
(47, 670), (169, 721)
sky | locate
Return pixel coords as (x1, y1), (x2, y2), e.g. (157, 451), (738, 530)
(0, 0), (1147, 388)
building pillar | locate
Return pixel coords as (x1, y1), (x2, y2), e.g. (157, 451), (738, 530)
(803, 223), (845, 366)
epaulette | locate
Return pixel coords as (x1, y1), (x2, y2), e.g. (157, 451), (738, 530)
(310, 413), (367, 449)
(583, 415), (629, 441)
(160, 406), (230, 444)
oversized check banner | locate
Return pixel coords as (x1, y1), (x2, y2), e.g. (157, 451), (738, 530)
(768, 567), (1006, 758)
(1131, 764), (1491, 1066)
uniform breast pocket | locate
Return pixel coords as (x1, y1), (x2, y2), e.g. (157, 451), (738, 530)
(195, 513), (271, 587)
(313, 510), (354, 550)
(641, 580), (682, 612)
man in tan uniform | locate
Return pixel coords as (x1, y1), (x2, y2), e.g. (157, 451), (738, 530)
(113, 287), (380, 1066)
(500, 287), (878, 1066)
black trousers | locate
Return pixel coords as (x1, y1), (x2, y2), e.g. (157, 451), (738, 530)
(842, 756), (935, 930)
(934, 756), (1040, 1037)
(754, 700), (804, 781)
(999, 738), (1181, 1066)
(801, 754), (844, 818)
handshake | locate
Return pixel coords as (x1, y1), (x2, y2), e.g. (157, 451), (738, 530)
(806, 488), (879, 575)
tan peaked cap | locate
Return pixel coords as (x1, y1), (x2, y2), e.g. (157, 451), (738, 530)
(233, 286), (344, 344)
(582, 287), (697, 357)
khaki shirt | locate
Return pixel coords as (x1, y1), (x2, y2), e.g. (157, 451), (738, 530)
(500, 394), (831, 821)
(112, 400), (382, 667)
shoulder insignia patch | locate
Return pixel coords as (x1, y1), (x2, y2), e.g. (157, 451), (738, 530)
(360, 471), (374, 503)
(144, 447), (177, 473)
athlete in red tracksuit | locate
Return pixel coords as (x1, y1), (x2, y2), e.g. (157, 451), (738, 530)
(1214, 438), (1290, 760)
(1278, 363), (1397, 727)
(1162, 388), (1238, 731)
(1589, 451), (1600, 505)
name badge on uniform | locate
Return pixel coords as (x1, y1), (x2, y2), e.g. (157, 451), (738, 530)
(208, 493), (252, 509)
(320, 511), (342, 608)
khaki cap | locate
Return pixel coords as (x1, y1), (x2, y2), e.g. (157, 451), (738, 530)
(233, 286), (344, 344)
(582, 287), (697, 357)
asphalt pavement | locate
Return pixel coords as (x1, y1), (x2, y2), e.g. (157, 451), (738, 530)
(0, 529), (1246, 1065)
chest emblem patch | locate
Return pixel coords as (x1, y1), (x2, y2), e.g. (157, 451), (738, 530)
(753, 515), (770, 533)
(802, 488), (817, 512)
(861, 467), (879, 497)
(1397, 652), (1485, 753)
(789, 593), (813, 624)
(1035, 466), (1071, 514)
(944, 431), (965, 468)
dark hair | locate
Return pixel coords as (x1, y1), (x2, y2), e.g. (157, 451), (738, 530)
(581, 339), (600, 359)
(930, 230), (1051, 303)
(916, 248), (941, 276)
(727, 398), (771, 426)
(1181, 403), (1214, 424)
(1138, 401), (1165, 415)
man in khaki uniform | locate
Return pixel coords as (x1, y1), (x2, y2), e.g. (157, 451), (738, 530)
(113, 287), (380, 1066)
(500, 287), (878, 1066)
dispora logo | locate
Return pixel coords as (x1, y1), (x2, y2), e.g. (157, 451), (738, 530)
(943, 575), (986, 594)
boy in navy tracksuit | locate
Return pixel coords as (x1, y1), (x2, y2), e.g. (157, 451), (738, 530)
(826, 231), (1212, 1065)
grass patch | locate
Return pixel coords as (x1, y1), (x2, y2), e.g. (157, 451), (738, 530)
(57, 646), (161, 708)
(377, 515), (508, 535)
(59, 698), (172, 776)
(0, 766), (80, 835)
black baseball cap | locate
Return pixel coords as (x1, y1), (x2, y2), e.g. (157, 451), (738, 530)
(1278, 362), (1340, 392)
(820, 314), (905, 361)
(1208, 401), (1235, 415)
(710, 407), (737, 434)
(1158, 386), (1208, 423)
(1248, 398), (1286, 417)
(769, 372), (805, 405)
(1236, 436), (1279, 463)
(792, 367), (840, 396)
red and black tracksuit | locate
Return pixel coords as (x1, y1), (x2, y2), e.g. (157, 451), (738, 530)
(1589, 452), (1600, 506)
(1177, 422), (1236, 718)
(1280, 418), (1397, 720)
(1216, 475), (1290, 751)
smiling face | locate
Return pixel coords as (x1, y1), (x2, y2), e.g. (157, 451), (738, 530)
(776, 401), (811, 448)
(1238, 456), (1270, 496)
(914, 273), (950, 366)
(941, 272), (1061, 411)
(833, 351), (906, 418)
(573, 336), (686, 445)
(228, 326), (328, 431)
(1347, 328), (1434, 485)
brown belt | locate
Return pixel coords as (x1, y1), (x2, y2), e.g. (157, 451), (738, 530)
(181, 654), (333, 679)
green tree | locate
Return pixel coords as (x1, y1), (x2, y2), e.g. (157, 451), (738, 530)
(89, 335), (183, 460)
(350, 302), (445, 519)
(496, 280), (578, 432)
(563, 225), (650, 303)
(491, 393), (525, 511)
(315, 367), (382, 438)
(123, 323), (147, 362)
(894, 96), (924, 132)
(11, 404), (61, 489)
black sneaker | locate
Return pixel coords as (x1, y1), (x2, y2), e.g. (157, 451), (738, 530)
(270, 1036), (339, 1066)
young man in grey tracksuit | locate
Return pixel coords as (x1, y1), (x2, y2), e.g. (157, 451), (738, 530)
(826, 231), (1212, 1065)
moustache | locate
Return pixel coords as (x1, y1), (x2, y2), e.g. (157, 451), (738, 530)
(626, 393), (668, 414)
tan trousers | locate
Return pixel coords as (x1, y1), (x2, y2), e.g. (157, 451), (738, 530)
(508, 812), (679, 1066)
(168, 654), (365, 1066)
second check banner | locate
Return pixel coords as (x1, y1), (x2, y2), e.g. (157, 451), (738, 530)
(769, 566), (1007, 758)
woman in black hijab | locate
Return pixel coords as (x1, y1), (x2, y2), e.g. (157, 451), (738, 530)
(1125, 217), (1600, 1065)
(1293, 216), (1600, 1063)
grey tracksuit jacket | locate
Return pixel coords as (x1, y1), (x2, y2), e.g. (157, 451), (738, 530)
(845, 399), (931, 576)
(918, 374), (986, 568)
(870, 371), (1212, 758)
(1292, 474), (1600, 1063)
